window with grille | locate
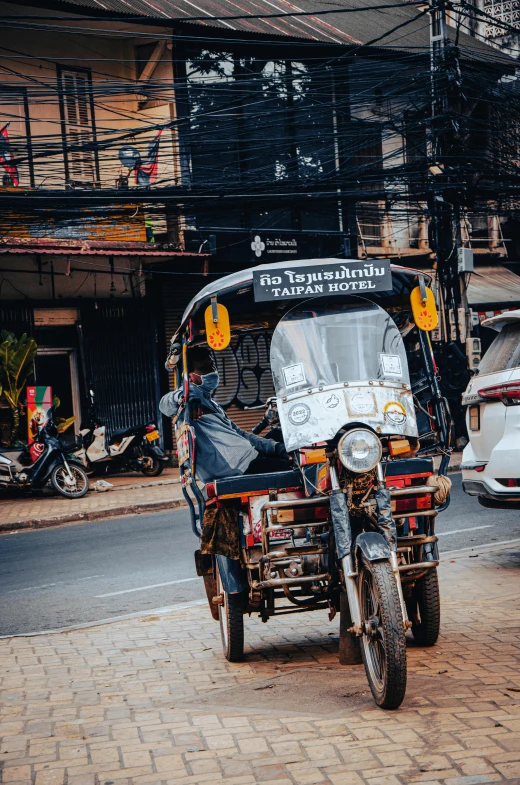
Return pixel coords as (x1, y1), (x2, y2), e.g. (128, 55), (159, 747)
(483, 0), (520, 39)
(57, 66), (98, 186)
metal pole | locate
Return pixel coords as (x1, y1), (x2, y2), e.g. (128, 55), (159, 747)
(429, 1), (465, 338)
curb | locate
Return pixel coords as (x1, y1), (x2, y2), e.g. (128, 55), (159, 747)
(0, 496), (187, 533)
(0, 599), (208, 639)
(0, 458), (462, 534)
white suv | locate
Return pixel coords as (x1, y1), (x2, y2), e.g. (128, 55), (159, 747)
(461, 309), (520, 508)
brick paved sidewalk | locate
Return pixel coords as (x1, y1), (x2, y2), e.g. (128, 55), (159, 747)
(1, 543), (520, 785)
(0, 469), (183, 532)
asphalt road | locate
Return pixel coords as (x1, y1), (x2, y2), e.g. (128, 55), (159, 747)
(1, 473), (519, 636)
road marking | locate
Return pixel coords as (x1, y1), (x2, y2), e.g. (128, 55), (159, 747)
(437, 525), (493, 537)
(443, 536), (520, 557)
(95, 577), (199, 598)
(7, 576), (102, 594)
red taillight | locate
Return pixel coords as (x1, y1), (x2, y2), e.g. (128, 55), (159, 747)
(478, 381), (520, 405)
(145, 424), (156, 432)
(474, 464), (486, 473)
(395, 495), (432, 513)
(206, 482), (216, 499)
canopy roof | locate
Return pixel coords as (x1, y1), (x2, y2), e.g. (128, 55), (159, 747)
(175, 257), (430, 340)
(19, 0), (512, 64)
(468, 265), (520, 307)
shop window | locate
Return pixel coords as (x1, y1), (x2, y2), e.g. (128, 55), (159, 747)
(57, 66), (98, 186)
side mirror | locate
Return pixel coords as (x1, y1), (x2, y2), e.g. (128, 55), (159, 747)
(204, 299), (231, 351)
(410, 284), (439, 332)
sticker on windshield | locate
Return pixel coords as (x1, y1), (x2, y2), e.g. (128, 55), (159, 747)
(288, 402), (311, 426)
(282, 363), (306, 388)
(379, 353), (403, 378)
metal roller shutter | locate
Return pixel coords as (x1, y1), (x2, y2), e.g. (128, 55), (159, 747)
(81, 300), (161, 439)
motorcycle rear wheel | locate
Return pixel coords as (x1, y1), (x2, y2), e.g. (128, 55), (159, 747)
(140, 455), (165, 477)
(216, 563), (245, 662)
(51, 464), (89, 498)
(408, 568), (441, 647)
(359, 558), (407, 710)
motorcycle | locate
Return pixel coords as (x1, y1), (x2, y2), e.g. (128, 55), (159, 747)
(173, 257), (451, 710)
(74, 421), (168, 476)
(0, 408), (89, 498)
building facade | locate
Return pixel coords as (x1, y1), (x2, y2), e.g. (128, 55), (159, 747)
(2, 0), (520, 444)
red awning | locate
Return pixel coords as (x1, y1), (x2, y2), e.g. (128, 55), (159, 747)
(0, 239), (208, 258)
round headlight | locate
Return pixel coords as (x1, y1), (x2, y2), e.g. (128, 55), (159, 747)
(338, 429), (382, 474)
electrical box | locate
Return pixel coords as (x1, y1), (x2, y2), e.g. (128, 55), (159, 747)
(458, 307), (468, 343)
(431, 323), (442, 342)
(466, 337), (481, 370)
(449, 309), (457, 342)
(457, 247), (474, 273)
(470, 309), (480, 327)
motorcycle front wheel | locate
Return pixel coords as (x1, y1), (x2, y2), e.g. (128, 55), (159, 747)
(359, 558), (407, 710)
(51, 464), (89, 498)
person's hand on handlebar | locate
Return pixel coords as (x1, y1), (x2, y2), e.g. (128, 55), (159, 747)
(275, 442), (293, 463)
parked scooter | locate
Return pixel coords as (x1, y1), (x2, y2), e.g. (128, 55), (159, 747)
(74, 421), (168, 476)
(0, 408), (89, 498)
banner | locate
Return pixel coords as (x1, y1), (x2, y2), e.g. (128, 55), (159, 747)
(26, 386), (52, 445)
(252, 260), (393, 302)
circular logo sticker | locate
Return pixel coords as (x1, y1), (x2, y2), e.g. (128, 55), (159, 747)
(384, 401), (407, 426)
(288, 402), (311, 426)
(349, 392), (375, 415)
(321, 392), (340, 410)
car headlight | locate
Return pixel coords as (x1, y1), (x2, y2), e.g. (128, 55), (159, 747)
(338, 429), (382, 474)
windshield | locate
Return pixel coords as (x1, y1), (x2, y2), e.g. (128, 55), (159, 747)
(271, 298), (410, 398)
(478, 323), (520, 375)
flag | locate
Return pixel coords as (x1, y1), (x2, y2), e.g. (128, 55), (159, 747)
(0, 124), (19, 186)
(135, 129), (162, 187)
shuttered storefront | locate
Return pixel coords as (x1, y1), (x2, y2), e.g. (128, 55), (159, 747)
(81, 300), (161, 439)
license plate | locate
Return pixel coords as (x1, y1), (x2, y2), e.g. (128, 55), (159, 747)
(146, 430), (160, 442)
(468, 405), (480, 431)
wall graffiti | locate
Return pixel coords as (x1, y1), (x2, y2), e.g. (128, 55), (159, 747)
(212, 333), (275, 408)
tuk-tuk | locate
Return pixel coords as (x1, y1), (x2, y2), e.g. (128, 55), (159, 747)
(167, 257), (451, 710)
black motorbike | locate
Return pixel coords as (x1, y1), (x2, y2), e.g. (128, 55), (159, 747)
(0, 409), (89, 498)
(74, 420), (168, 477)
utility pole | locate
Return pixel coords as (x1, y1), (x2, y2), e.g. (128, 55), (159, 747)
(429, 0), (459, 338)
(428, 0), (471, 437)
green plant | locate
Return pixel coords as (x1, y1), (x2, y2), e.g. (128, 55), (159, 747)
(52, 395), (76, 434)
(0, 330), (37, 443)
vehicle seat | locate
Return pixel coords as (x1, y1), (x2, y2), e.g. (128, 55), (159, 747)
(110, 426), (137, 442)
(0, 449), (29, 469)
(213, 469), (303, 496)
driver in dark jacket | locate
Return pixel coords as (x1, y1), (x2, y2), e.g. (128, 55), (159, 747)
(160, 347), (288, 482)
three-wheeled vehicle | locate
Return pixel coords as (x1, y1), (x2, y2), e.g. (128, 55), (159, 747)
(168, 257), (451, 710)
